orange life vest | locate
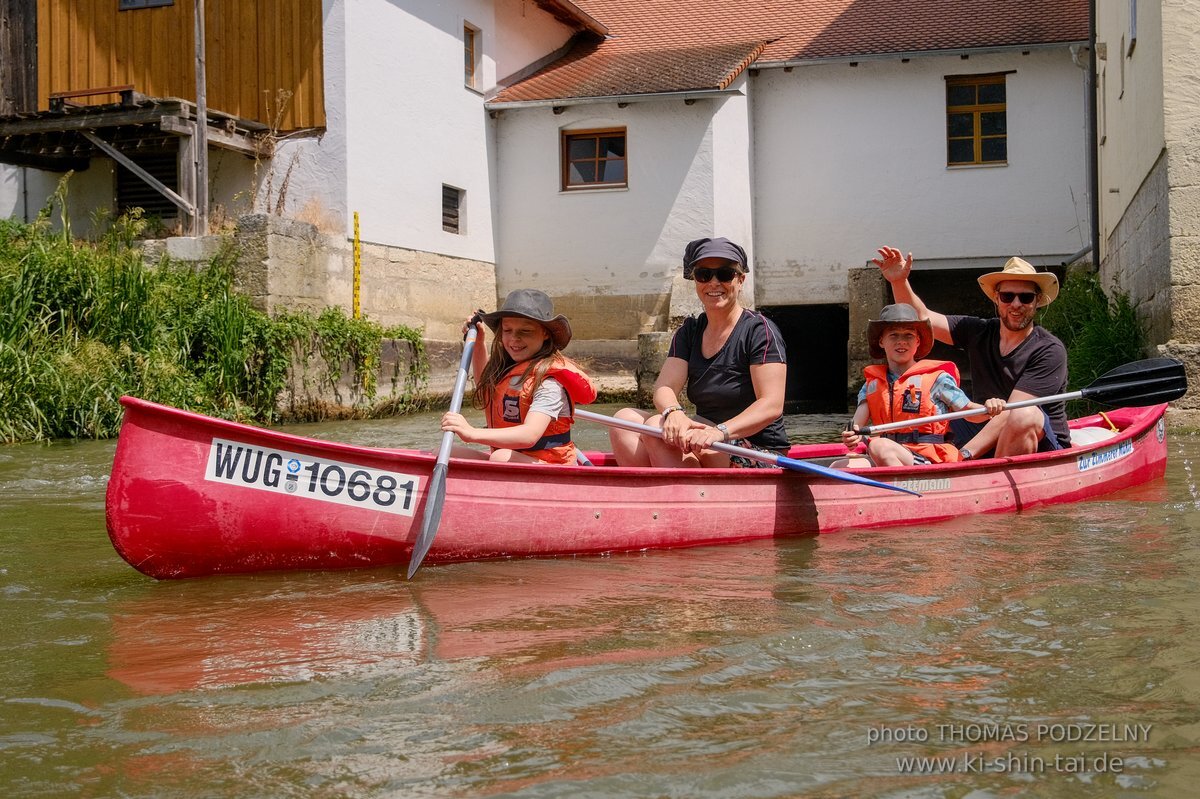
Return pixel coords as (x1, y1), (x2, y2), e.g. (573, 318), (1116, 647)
(486, 356), (597, 465)
(863, 360), (963, 464)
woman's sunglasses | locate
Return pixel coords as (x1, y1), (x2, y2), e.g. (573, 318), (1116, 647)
(693, 266), (741, 283)
(997, 291), (1039, 305)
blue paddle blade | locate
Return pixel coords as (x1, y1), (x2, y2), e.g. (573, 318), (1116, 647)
(775, 454), (921, 496)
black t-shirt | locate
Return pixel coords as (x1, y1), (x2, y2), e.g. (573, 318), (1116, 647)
(947, 315), (1071, 448)
(668, 309), (789, 450)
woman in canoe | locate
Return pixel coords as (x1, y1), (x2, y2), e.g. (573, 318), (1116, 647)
(839, 303), (991, 467)
(441, 288), (597, 465)
(608, 237), (789, 467)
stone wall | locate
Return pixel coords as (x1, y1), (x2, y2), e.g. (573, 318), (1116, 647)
(846, 266), (889, 401)
(1100, 151), (1172, 346)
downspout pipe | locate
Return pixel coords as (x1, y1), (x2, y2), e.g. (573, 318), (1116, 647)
(1087, 0), (1100, 267)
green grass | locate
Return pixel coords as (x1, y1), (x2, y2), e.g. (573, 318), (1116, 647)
(0, 210), (427, 443)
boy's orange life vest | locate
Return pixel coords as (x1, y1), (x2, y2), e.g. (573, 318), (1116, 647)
(486, 356), (597, 465)
(863, 360), (963, 463)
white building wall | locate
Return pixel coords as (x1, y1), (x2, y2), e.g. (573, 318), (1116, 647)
(1095, 0), (1165, 251)
(752, 49), (1090, 305)
(496, 98), (731, 298)
(279, 0), (571, 257)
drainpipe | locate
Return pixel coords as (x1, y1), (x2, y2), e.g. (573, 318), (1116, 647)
(1070, 31), (1099, 269)
(1086, 1), (1101, 267)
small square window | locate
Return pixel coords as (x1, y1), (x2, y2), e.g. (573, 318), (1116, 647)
(442, 184), (464, 234)
(945, 74), (1007, 167)
(561, 128), (628, 190)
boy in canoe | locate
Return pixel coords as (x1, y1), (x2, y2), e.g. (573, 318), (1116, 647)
(440, 289), (597, 465)
(841, 304), (988, 467)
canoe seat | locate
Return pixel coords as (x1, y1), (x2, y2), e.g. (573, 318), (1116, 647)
(1070, 426), (1119, 447)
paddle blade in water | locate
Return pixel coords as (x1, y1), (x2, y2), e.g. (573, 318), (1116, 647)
(408, 462), (448, 578)
(1080, 357), (1187, 407)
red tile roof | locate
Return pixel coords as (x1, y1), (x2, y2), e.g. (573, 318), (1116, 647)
(492, 0), (1089, 104)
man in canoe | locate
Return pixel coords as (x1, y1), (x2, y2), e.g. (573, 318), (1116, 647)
(841, 303), (988, 466)
(873, 247), (1071, 459)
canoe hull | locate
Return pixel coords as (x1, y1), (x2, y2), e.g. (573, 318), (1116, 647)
(105, 397), (1169, 579)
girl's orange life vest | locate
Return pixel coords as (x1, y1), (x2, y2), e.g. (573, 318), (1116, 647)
(863, 360), (963, 464)
(486, 356), (597, 465)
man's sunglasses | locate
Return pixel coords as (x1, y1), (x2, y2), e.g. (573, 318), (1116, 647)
(997, 291), (1039, 305)
(693, 266), (741, 283)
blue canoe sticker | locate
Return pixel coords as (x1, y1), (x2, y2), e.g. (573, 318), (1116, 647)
(1076, 439), (1134, 472)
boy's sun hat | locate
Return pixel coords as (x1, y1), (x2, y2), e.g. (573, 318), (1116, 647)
(480, 289), (573, 349)
(977, 257), (1059, 307)
(867, 303), (935, 360)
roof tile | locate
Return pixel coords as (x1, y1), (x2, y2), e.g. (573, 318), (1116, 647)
(492, 0), (1089, 104)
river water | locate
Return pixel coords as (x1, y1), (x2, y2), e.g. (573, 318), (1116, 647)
(3, 405), (1200, 798)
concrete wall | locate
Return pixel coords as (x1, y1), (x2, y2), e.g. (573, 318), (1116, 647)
(752, 49), (1090, 306)
(1095, 0), (1170, 342)
(230, 214), (495, 344)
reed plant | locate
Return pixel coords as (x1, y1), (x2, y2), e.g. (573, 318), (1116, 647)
(0, 211), (426, 443)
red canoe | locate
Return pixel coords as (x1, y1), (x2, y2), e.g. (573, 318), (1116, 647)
(105, 396), (1170, 579)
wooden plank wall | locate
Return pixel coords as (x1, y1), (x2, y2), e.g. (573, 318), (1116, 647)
(36, 0), (324, 130)
(0, 0), (39, 114)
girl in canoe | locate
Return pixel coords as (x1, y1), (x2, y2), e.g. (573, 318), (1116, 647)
(608, 237), (789, 468)
(840, 303), (991, 467)
(441, 289), (597, 465)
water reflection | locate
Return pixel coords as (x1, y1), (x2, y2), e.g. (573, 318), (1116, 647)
(107, 543), (807, 696)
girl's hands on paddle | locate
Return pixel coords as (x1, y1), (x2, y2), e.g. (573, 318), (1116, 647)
(984, 397), (1007, 416)
(872, 246), (913, 282)
(441, 411), (480, 444)
(462, 311), (486, 340)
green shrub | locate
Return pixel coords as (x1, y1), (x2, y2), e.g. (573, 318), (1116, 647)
(1039, 269), (1147, 414)
(0, 213), (428, 443)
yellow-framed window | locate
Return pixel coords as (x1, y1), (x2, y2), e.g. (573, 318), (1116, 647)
(946, 74), (1007, 166)
(561, 128), (627, 190)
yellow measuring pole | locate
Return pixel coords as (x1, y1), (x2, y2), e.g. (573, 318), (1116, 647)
(352, 211), (361, 318)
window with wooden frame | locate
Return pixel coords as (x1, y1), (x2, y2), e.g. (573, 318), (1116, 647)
(442, 184), (464, 234)
(946, 73), (1007, 166)
(561, 128), (627, 190)
(119, 0), (173, 9)
(464, 23), (480, 89)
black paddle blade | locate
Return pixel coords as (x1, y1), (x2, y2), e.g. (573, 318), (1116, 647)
(407, 463), (448, 579)
(1079, 357), (1187, 408)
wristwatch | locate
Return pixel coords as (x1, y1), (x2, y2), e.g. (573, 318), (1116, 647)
(716, 423), (731, 442)
(960, 448), (973, 461)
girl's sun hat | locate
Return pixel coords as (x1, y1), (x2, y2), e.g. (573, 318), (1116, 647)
(479, 289), (572, 349)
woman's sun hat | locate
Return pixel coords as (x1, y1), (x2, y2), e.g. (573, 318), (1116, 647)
(480, 289), (573, 349)
(683, 237), (749, 279)
(867, 303), (935, 360)
(977, 257), (1059, 307)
